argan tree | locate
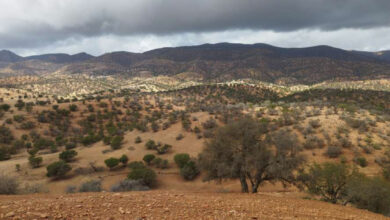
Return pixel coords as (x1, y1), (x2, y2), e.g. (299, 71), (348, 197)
(199, 117), (304, 193)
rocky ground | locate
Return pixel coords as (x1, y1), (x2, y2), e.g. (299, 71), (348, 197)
(0, 191), (388, 220)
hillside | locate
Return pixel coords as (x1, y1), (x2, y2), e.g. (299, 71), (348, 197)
(1, 191), (388, 219)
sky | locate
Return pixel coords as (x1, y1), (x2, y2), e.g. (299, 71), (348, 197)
(1, 0), (390, 56)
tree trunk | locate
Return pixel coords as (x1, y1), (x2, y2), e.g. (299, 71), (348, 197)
(240, 176), (249, 193)
(251, 180), (261, 193)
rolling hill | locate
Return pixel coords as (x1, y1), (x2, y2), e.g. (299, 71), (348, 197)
(1, 43), (390, 85)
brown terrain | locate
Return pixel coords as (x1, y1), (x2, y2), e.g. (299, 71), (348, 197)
(1, 191), (388, 220)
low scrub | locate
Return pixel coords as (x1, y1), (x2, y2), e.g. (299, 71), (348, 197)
(0, 174), (19, 194)
(110, 179), (149, 192)
(79, 179), (102, 192)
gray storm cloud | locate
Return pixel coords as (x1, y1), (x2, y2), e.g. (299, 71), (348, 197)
(0, 0), (389, 53)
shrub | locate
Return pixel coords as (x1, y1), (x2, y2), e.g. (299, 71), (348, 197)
(13, 115), (25, 123)
(105, 157), (120, 170)
(110, 179), (149, 192)
(110, 136), (123, 150)
(325, 146), (342, 158)
(180, 160), (199, 181)
(127, 168), (157, 187)
(128, 161), (146, 170)
(308, 119), (321, 129)
(46, 161), (72, 179)
(65, 142), (76, 150)
(135, 136), (142, 143)
(79, 180), (102, 192)
(20, 121), (35, 129)
(298, 163), (355, 204)
(29, 155), (43, 168)
(354, 157), (368, 167)
(143, 154), (155, 165)
(145, 140), (156, 150)
(152, 157), (168, 169)
(156, 144), (171, 154)
(347, 176), (390, 215)
(59, 150), (78, 162)
(119, 154), (129, 165)
(69, 104), (78, 112)
(176, 134), (184, 140)
(0, 147), (11, 161)
(174, 153), (190, 168)
(0, 174), (19, 194)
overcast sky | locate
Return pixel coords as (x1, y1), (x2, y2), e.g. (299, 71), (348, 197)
(1, 0), (390, 56)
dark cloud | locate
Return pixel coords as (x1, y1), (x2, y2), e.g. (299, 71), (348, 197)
(0, 0), (389, 51)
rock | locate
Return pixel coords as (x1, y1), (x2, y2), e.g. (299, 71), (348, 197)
(118, 207), (125, 214)
(5, 211), (15, 217)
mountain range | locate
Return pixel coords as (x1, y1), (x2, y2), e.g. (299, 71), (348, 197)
(1, 43), (390, 84)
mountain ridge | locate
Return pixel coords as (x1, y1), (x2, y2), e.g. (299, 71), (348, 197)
(1, 43), (390, 85)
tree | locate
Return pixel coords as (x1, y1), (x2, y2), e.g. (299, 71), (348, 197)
(174, 153), (190, 168)
(105, 157), (120, 170)
(199, 117), (304, 193)
(46, 161), (72, 179)
(59, 150), (78, 162)
(297, 162), (356, 204)
(143, 154), (156, 165)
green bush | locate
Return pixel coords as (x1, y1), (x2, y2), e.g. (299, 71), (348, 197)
(105, 157), (120, 170)
(174, 153), (190, 168)
(46, 161), (72, 179)
(110, 136), (123, 150)
(65, 142), (76, 150)
(297, 162), (355, 204)
(128, 167), (156, 187)
(59, 150), (78, 162)
(354, 157), (368, 167)
(180, 160), (199, 180)
(119, 154), (129, 165)
(151, 157), (168, 169)
(145, 140), (156, 150)
(128, 161), (146, 170)
(156, 144), (171, 154)
(29, 155), (43, 168)
(143, 154), (155, 165)
(69, 104), (78, 112)
(135, 136), (142, 143)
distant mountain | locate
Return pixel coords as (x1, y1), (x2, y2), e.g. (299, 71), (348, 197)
(62, 43), (389, 84)
(352, 50), (390, 62)
(26, 52), (94, 63)
(0, 50), (23, 62)
(1, 43), (390, 84)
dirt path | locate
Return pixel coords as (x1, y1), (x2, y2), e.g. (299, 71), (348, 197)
(0, 191), (387, 220)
